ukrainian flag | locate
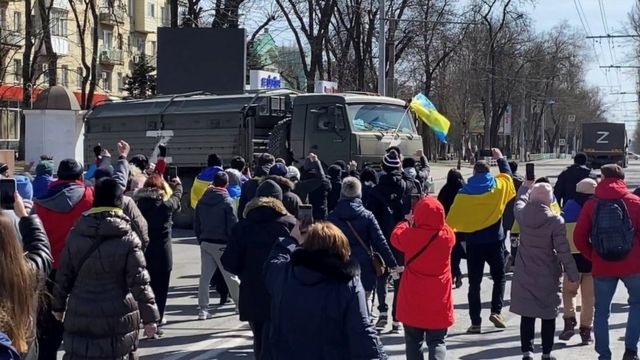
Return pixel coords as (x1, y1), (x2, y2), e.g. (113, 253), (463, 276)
(409, 93), (450, 142)
(190, 166), (223, 208)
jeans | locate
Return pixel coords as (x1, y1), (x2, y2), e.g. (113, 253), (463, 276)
(562, 273), (595, 327)
(593, 274), (640, 360)
(199, 242), (240, 309)
(149, 269), (171, 321)
(404, 325), (447, 360)
(520, 316), (555, 355)
(466, 241), (506, 325)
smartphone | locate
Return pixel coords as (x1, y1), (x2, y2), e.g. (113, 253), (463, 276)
(0, 178), (16, 210)
(298, 204), (314, 232)
(526, 163), (535, 181)
(479, 149), (493, 157)
(166, 166), (178, 180)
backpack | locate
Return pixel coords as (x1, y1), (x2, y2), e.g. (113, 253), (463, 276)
(370, 188), (404, 239)
(591, 197), (635, 261)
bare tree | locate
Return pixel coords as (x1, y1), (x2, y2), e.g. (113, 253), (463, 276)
(68, 0), (99, 109)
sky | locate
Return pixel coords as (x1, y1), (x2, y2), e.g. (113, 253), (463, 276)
(527, 0), (638, 131)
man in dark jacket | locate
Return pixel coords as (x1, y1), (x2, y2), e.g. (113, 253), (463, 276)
(195, 172), (239, 319)
(264, 174), (302, 218)
(327, 164), (343, 213)
(297, 153), (332, 221)
(238, 153), (275, 218)
(222, 179), (296, 360)
(554, 153), (593, 207)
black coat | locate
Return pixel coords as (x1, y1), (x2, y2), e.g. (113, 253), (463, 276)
(553, 164), (593, 207)
(134, 184), (183, 273)
(264, 175), (302, 218)
(265, 237), (387, 360)
(221, 197), (296, 322)
(367, 171), (406, 239)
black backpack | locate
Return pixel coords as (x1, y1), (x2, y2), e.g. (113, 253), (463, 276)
(591, 197), (635, 261)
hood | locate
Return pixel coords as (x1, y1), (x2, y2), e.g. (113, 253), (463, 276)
(413, 196), (446, 229)
(519, 202), (556, 228)
(291, 248), (360, 284)
(133, 187), (164, 202)
(460, 172), (496, 195)
(377, 171), (405, 197)
(595, 178), (629, 200)
(199, 187), (229, 206)
(331, 198), (366, 221)
(75, 210), (132, 239)
(227, 184), (241, 199)
(197, 166), (224, 182)
(36, 180), (88, 213)
(243, 196), (289, 220)
(263, 175), (295, 193)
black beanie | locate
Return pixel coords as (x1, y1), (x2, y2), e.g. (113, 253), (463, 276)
(130, 154), (149, 172)
(93, 177), (123, 208)
(57, 159), (83, 180)
(207, 153), (223, 167)
(256, 179), (283, 201)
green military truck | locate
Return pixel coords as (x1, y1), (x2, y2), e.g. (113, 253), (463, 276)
(85, 90), (423, 227)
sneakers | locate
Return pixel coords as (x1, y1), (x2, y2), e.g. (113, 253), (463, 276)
(559, 317), (577, 341)
(454, 276), (463, 289)
(579, 326), (593, 345)
(198, 310), (213, 320)
(390, 322), (403, 334)
(623, 349), (640, 360)
(375, 313), (388, 329)
(219, 296), (230, 306)
(521, 356), (533, 360)
(466, 325), (482, 334)
(159, 318), (167, 327)
(489, 313), (507, 329)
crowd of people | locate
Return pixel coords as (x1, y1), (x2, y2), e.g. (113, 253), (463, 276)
(0, 141), (639, 360)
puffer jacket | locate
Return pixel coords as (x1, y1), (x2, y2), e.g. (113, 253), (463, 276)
(391, 197), (455, 330)
(52, 209), (159, 359)
(194, 186), (237, 243)
(554, 164), (593, 207)
(328, 198), (398, 292)
(123, 196), (150, 250)
(134, 184), (183, 273)
(221, 196), (296, 322)
(511, 185), (579, 320)
(265, 237), (388, 360)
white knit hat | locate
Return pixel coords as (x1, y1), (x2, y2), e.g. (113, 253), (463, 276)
(341, 177), (362, 199)
(576, 178), (597, 195)
(529, 183), (553, 205)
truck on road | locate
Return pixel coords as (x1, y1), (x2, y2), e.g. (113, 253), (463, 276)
(581, 122), (627, 169)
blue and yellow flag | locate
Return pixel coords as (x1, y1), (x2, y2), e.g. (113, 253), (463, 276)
(409, 93), (450, 142)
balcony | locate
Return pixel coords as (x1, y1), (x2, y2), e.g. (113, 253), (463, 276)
(0, 28), (23, 47)
(99, 48), (124, 65)
(99, 7), (126, 25)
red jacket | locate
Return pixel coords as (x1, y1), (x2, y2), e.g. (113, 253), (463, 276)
(34, 180), (94, 269)
(574, 178), (640, 277)
(391, 196), (455, 330)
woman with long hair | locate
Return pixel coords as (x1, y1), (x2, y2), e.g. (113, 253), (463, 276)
(0, 194), (51, 359)
(265, 222), (387, 359)
(437, 168), (466, 288)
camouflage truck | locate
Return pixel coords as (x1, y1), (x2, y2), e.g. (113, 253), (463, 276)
(85, 90), (423, 227)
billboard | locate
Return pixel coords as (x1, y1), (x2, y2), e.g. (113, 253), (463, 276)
(314, 80), (339, 93)
(249, 70), (282, 90)
(157, 28), (246, 95)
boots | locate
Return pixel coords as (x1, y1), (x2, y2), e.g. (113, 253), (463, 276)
(558, 317), (577, 341)
(579, 326), (593, 345)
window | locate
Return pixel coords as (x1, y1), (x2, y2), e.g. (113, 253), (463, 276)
(117, 33), (123, 50)
(150, 41), (156, 56)
(0, 108), (19, 140)
(76, 67), (83, 88)
(102, 71), (112, 92)
(146, 2), (155, 18)
(13, 12), (21, 32)
(117, 72), (124, 90)
(13, 59), (22, 83)
(0, 9), (7, 29)
(136, 37), (145, 54)
(309, 105), (346, 131)
(41, 64), (48, 84)
(103, 30), (113, 49)
(160, 6), (169, 26)
(348, 103), (417, 134)
(61, 65), (69, 87)
(51, 9), (68, 37)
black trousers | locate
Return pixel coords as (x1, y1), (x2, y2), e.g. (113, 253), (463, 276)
(210, 268), (229, 300)
(37, 270), (63, 360)
(451, 237), (465, 279)
(466, 241), (506, 326)
(249, 320), (269, 360)
(376, 274), (389, 313)
(520, 316), (556, 355)
(149, 269), (171, 321)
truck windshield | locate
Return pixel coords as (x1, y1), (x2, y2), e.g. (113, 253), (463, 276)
(347, 103), (417, 134)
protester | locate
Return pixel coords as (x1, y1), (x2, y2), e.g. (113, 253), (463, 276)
(134, 174), (183, 327)
(265, 222), (388, 360)
(230, 156), (249, 183)
(511, 181), (579, 360)
(84, 145), (104, 182)
(191, 153), (224, 208)
(391, 196), (455, 360)
(195, 172), (239, 319)
(299, 153), (332, 221)
(503, 161), (524, 237)
(560, 178), (597, 344)
(327, 164), (343, 213)
(574, 164), (640, 360)
(437, 168), (466, 289)
(446, 148), (515, 333)
(554, 153), (593, 207)
(0, 195), (51, 359)
(225, 168), (243, 210)
(265, 173), (302, 218)
(238, 153), (275, 218)
(286, 165), (300, 183)
(32, 158), (54, 200)
(52, 177), (159, 358)
(401, 160), (423, 216)
(360, 166), (378, 206)
(222, 179), (296, 360)
(328, 177), (399, 309)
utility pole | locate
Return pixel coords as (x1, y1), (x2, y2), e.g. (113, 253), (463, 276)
(520, 79), (526, 161)
(378, 0), (386, 96)
(386, 18), (396, 97)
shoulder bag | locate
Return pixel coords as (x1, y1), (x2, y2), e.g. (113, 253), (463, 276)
(346, 221), (386, 277)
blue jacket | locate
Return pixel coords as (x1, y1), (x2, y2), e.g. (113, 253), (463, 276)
(265, 237), (387, 360)
(0, 332), (19, 360)
(328, 199), (398, 291)
(32, 175), (53, 200)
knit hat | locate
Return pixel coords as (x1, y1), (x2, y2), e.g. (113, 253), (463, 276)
(286, 166), (300, 181)
(225, 168), (242, 187)
(529, 183), (553, 205)
(601, 164), (625, 180)
(340, 177), (362, 200)
(269, 163), (289, 177)
(256, 179), (283, 201)
(57, 159), (83, 180)
(382, 150), (401, 172)
(576, 178), (597, 195)
(328, 165), (342, 180)
(129, 154), (149, 172)
(402, 157), (416, 169)
(333, 160), (347, 171)
(16, 175), (33, 201)
(0, 163), (8, 174)
(35, 160), (54, 177)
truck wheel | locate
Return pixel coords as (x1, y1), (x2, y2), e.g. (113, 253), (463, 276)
(173, 175), (195, 229)
(268, 118), (293, 164)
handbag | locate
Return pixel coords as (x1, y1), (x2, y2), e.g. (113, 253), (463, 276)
(346, 221), (386, 277)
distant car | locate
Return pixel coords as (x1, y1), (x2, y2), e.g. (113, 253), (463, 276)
(628, 152), (639, 160)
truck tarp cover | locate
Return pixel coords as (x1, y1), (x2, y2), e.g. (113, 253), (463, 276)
(582, 122), (626, 153)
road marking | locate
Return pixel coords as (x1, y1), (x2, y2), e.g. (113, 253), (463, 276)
(161, 323), (250, 360)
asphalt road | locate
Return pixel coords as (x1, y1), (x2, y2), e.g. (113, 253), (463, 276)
(56, 158), (639, 360)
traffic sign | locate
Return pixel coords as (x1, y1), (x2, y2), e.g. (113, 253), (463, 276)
(559, 138), (566, 146)
(568, 115), (576, 122)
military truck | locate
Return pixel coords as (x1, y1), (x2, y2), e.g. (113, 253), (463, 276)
(581, 122), (628, 169)
(85, 90), (423, 227)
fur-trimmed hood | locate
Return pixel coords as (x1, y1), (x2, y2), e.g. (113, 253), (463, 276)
(133, 187), (164, 202)
(263, 175), (295, 193)
(243, 196), (289, 221)
(291, 249), (360, 284)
